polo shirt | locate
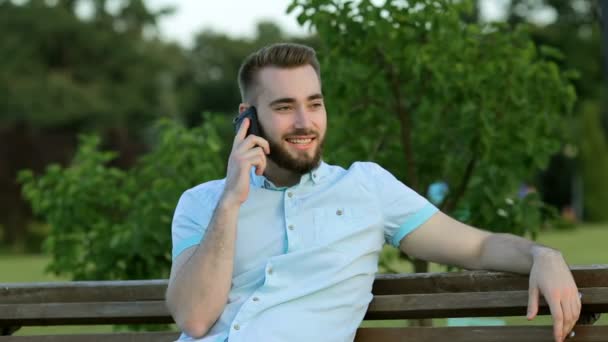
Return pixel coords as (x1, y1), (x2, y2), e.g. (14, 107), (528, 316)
(171, 161), (438, 341)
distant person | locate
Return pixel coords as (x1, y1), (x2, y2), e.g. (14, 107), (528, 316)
(166, 43), (580, 342)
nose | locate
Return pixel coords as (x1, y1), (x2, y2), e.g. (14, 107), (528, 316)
(294, 105), (312, 129)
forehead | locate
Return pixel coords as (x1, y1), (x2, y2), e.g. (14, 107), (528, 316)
(256, 65), (321, 103)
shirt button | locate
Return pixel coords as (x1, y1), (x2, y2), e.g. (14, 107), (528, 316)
(233, 324), (240, 330)
(336, 209), (343, 216)
(287, 192), (294, 198)
(267, 267), (273, 275)
(288, 224), (294, 230)
(252, 297), (260, 302)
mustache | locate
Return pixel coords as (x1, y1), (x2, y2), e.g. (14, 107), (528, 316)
(283, 129), (319, 138)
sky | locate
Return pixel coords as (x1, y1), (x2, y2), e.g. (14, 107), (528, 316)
(145, 1), (512, 48)
(147, 0), (312, 47)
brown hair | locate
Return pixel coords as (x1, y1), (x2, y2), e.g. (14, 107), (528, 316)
(238, 43), (321, 104)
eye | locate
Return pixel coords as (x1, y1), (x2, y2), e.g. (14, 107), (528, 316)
(275, 106), (292, 112)
(311, 102), (323, 109)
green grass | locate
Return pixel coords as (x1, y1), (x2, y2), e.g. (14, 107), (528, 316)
(1, 223), (607, 334)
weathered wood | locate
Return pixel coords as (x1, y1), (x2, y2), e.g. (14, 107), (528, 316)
(0, 281), (167, 305)
(0, 301), (172, 326)
(1, 265), (607, 340)
(2, 326), (608, 342)
(354, 326), (608, 342)
(372, 265), (608, 295)
(1, 287), (606, 325)
(2, 266), (606, 305)
(0, 332), (179, 341)
(365, 287), (608, 320)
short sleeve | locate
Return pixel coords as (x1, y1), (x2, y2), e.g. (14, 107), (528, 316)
(171, 188), (216, 259)
(367, 163), (439, 247)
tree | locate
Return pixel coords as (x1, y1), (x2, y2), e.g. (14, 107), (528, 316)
(288, 0), (575, 278)
(0, 0), (180, 249)
(501, 0), (608, 221)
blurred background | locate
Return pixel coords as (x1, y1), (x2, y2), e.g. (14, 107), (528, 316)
(0, 0), (606, 283)
(1, 0), (607, 335)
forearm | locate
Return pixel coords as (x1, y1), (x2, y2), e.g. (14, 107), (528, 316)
(166, 197), (239, 337)
(478, 233), (561, 274)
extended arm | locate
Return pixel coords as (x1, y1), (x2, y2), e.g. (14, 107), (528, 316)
(400, 211), (580, 342)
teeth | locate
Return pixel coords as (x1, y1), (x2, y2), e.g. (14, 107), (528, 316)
(287, 138), (313, 144)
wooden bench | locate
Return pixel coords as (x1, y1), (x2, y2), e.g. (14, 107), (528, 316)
(1, 265), (607, 341)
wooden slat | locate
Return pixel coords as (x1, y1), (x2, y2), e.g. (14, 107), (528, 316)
(1, 287), (606, 326)
(372, 265), (608, 295)
(0, 281), (167, 305)
(0, 332), (179, 342)
(354, 326), (608, 342)
(2, 315), (608, 339)
(3, 326), (608, 342)
(365, 287), (608, 320)
(0, 302), (173, 326)
(2, 265), (606, 305)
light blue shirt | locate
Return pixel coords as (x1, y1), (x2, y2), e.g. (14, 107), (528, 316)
(171, 161), (438, 342)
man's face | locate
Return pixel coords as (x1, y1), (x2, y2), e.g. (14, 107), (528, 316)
(248, 65), (327, 174)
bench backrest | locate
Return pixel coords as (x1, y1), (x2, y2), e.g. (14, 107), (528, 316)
(1, 265), (607, 341)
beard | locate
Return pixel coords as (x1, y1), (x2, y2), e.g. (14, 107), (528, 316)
(258, 124), (323, 175)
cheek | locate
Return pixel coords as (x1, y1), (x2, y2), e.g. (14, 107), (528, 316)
(264, 117), (290, 139)
(315, 113), (327, 134)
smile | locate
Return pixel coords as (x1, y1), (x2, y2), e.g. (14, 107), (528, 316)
(285, 136), (316, 149)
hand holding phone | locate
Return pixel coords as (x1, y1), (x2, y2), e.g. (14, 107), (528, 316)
(233, 106), (261, 137)
(222, 106), (269, 207)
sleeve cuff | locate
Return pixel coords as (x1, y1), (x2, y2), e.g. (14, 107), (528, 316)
(172, 235), (203, 260)
(390, 203), (439, 247)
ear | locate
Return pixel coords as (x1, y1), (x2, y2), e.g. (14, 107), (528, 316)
(238, 103), (249, 114)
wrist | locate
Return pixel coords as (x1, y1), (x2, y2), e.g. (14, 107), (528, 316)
(218, 192), (242, 211)
(531, 245), (562, 261)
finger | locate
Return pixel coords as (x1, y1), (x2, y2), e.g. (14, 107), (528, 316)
(547, 295), (564, 342)
(238, 135), (270, 155)
(241, 148), (267, 175)
(570, 293), (581, 326)
(561, 298), (573, 341)
(527, 286), (539, 320)
(254, 155), (266, 175)
(248, 154), (266, 176)
(241, 147), (267, 160)
(234, 117), (250, 143)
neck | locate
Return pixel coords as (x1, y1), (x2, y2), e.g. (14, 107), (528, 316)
(263, 160), (303, 188)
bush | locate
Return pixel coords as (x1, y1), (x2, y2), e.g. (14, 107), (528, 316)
(19, 116), (225, 280)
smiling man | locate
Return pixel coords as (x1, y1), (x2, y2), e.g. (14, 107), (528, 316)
(165, 43), (581, 342)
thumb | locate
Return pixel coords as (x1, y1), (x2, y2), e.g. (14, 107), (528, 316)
(527, 286), (539, 320)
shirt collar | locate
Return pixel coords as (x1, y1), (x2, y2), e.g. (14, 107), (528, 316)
(250, 161), (329, 190)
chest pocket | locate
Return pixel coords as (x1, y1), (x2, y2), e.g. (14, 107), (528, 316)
(313, 206), (383, 252)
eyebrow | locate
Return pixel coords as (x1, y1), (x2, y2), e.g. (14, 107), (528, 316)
(268, 93), (324, 107)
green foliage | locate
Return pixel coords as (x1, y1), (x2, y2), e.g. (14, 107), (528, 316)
(504, 0), (608, 221)
(578, 100), (608, 221)
(289, 0), (575, 241)
(0, 0), (180, 129)
(19, 117), (224, 280)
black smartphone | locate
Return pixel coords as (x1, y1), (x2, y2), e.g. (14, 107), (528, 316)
(233, 106), (261, 137)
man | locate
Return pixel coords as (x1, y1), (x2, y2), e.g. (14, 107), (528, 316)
(166, 43), (580, 342)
